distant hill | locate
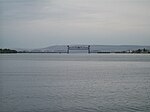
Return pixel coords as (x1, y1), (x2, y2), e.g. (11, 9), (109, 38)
(29, 45), (150, 53)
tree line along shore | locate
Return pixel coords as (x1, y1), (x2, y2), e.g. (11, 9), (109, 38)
(0, 48), (150, 54)
(0, 48), (17, 53)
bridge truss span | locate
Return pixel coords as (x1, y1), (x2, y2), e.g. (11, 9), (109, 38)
(67, 45), (90, 54)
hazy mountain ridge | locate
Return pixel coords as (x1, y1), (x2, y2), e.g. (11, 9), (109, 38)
(29, 45), (150, 53)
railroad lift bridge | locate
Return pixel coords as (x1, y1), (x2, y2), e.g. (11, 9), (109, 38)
(67, 45), (90, 54)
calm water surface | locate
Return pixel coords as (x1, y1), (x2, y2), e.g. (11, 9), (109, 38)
(0, 54), (150, 112)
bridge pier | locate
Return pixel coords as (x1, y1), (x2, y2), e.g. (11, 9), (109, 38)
(88, 45), (90, 54)
(67, 45), (70, 54)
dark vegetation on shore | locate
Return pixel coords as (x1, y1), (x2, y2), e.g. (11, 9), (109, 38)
(97, 48), (150, 54)
(131, 48), (150, 53)
(0, 48), (17, 53)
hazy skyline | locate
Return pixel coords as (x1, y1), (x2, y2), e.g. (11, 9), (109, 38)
(0, 0), (150, 48)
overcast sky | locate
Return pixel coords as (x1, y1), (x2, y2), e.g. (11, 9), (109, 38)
(0, 0), (150, 48)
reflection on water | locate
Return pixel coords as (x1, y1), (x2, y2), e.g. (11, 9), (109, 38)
(0, 54), (150, 112)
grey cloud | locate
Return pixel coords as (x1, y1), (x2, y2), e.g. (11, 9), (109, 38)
(0, 0), (150, 48)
